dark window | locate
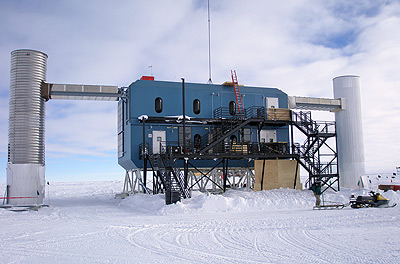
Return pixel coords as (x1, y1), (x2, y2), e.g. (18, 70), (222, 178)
(230, 135), (237, 145)
(155, 97), (163, 113)
(118, 101), (124, 157)
(118, 132), (124, 158)
(194, 134), (201, 149)
(229, 101), (236, 115)
(193, 99), (200, 115)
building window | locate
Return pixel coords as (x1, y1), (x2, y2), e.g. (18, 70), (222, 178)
(230, 135), (237, 145)
(229, 101), (236, 115)
(118, 132), (124, 158)
(194, 134), (201, 149)
(155, 97), (163, 113)
(118, 101), (124, 157)
(193, 99), (200, 115)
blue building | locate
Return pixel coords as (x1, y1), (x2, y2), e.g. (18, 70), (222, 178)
(118, 77), (293, 172)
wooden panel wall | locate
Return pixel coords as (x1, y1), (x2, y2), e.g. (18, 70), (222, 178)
(254, 159), (302, 191)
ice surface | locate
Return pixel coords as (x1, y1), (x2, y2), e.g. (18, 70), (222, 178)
(0, 181), (399, 263)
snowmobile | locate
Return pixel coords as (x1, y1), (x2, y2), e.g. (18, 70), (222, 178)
(349, 191), (396, 208)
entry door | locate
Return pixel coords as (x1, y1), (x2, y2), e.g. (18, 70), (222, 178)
(178, 127), (192, 147)
(260, 130), (276, 143)
(152, 130), (166, 154)
(266, 97), (279, 108)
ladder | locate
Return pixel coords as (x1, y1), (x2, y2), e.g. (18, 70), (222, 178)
(231, 70), (244, 114)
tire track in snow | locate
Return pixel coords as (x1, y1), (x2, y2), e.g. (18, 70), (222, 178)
(125, 227), (213, 263)
(303, 229), (398, 264)
(274, 228), (331, 263)
(121, 222), (279, 264)
(1, 229), (120, 263)
(252, 232), (292, 263)
(151, 228), (261, 263)
(302, 229), (362, 263)
(181, 220), (289, 262)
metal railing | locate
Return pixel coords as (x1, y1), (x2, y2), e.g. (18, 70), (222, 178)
(245, 106), (266, 119)
(292, 143), (337, 175)
(139, 143), (150, 159)
(213, 106), (266, 120)
(317, 122), (336, 134)
(292, 111), (317, 134)
(145, 140), (289, 157)
(292, 111), (336, 135)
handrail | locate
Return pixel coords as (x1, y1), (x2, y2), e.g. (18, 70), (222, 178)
(157, 139), (289, 156)
(213, 106), (265, 120)
(139, 143), (150, 159)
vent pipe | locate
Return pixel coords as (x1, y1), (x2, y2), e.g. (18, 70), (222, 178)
(7, 49), (47, 205)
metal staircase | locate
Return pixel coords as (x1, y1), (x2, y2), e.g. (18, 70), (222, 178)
(147, 154), (166, 195)
(148, 154), (190, 204)
(291, 111), (339, 192)
(198, 105), (268, 155)
(199, 118), (253, 154)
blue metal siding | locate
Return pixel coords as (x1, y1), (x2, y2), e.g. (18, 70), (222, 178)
(129, 80), (287, 120)
(118, 79), (289, 170)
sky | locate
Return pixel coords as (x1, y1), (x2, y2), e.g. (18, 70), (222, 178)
(0, 0), (399, 183)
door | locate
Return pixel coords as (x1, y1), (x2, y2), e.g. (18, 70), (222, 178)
(152, 130), (166, 154)
(266, 97), (279, 108)
(178, 127), (192, 147)
(260, 130), (276, 143)
(242, 128), (251, 142)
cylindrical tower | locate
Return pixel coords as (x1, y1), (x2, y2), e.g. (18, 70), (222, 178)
(333, 75), (365, 189)
(7, 49), (47, 205)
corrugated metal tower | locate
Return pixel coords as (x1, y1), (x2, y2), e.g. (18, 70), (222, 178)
(6, 49), (120, 206)
(7, 49), (47, 205)
(333, 75), (366, 189)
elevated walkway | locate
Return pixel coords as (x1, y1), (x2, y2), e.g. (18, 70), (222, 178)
(289, 96), (344, 112)
(41, 82), (120, 101)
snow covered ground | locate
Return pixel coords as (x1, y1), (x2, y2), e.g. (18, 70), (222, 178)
(0, 181), (399, 264)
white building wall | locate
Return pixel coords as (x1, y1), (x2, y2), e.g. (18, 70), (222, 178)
(6, 163), (45, 205)
(333, 76), (365, 189)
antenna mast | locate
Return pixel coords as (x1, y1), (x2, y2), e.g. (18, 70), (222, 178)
(207, 0), (212, 84)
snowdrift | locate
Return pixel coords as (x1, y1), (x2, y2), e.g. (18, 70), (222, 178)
(118, 185), (399, 215)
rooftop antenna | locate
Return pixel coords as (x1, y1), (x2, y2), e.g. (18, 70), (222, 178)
(148, 65), (153, 76)
(207, 0), (213, 84)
